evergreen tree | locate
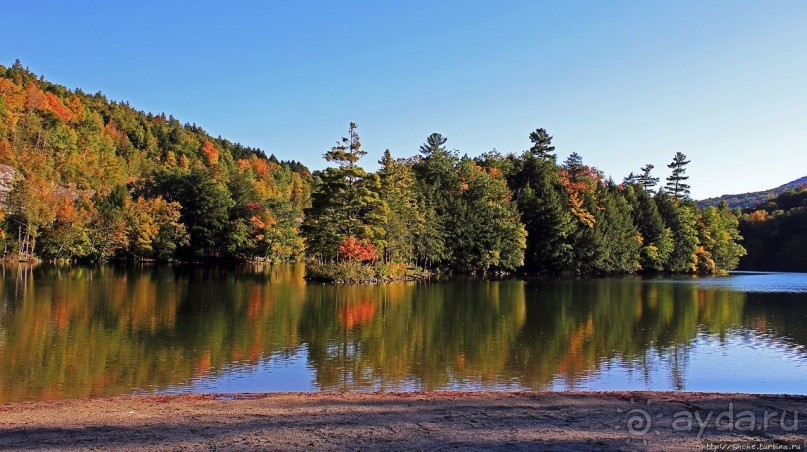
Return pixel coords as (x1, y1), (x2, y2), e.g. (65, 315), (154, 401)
(419, 133), (448, 157)
(527, 128), (555, 159)
(627, 185), (670, 270)
(378, 149), (423, 264)
(594, 186), (641, 273)
(656, 191), (699, 272)
(149, 168), (234, 258)
(412, 133), (458, 269)
(665, 152), (691, 200)
(302, 123), (386, 262)
(450, 156), (526, 273)
(637, 164), (660, 193)
(509, 129), (573, 273)
(562, 152), (584, 183)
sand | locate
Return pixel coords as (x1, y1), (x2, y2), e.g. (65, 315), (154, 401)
(0, 392), (805, 450)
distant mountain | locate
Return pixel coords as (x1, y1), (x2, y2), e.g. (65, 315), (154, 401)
(698, 175), (807, 209)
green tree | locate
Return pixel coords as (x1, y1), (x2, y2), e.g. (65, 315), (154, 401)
(636, 164), (660, 193)
(302, 123), (386, 262)
(527, 128), (555, 159)
(450, 157), (526, 273)
(665, 152), (691, 200)
(378, 150), (423, 264)
(594, 186), (641, 273)
(412, 132), (457, 269)
(508, 129), (573, 273)
(148, 168), (234, 258)
(657, 191), (699, 272)
(696, 202), (746, 273)
(626, 184), (670, 270)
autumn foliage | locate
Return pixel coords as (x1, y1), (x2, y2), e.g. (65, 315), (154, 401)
(0, 61), (312, 262)
(337, 300), (377, 328)
(337, 236), (377, 262)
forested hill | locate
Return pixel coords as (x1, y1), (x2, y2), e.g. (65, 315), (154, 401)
(0, 60), (312, 261)
(738, 186), (807, 272)
(698, 175), (807, 209)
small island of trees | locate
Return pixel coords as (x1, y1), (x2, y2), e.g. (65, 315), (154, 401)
(301, 123), (746, 282)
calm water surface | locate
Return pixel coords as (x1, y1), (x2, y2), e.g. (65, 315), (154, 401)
(0, 264), (805, 403)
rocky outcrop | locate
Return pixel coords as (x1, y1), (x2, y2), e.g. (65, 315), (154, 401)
(0, 164), (16, 206)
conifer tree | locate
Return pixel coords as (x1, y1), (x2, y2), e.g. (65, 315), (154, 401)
(665, 152), (691, 200)
(302, 123), (386, 262)
(378, 149), (423, 263)
(527, 128), (556, 159)
(509, 128), (573, 273)
(636, 164), (660, 193)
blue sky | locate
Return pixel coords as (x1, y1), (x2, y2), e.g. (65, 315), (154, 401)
(2, 0), (806, 198)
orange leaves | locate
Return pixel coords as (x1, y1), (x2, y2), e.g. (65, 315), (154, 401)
(46, 93), (72, 122)
(246, 202), (278, 240)
(56, 194), (80, 224)
(0, 139), (12, 164)
(744, 210), (769, 223)
(24, 82), (48, 111)
(568, 192), (596, 228)
(559, 165), (603, 227)
(337, 236), (378, 262)
(559, 165), (603, 196)
(201, 141), (219, 165)
(104, 121), (127, 146)
(237, 159), (251, 171)
(337, 300), (376, 329)
(250, 215), (266, 231)
(252, 158), (270, 177)
(0, 78), (24, 116)
(67, 97), (85, 122)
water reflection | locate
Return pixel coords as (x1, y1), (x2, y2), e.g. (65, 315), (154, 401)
(0, 264), (805, 403)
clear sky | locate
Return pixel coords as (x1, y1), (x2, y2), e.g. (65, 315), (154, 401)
(2, 0), (806, 198)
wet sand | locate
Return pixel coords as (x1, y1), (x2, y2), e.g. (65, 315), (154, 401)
(0, 392), (804, 451)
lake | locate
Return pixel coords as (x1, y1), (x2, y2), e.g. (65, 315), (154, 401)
(0, 264), (805, 403)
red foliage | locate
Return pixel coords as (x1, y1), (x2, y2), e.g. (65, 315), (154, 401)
(337, 236), (377, 262)
(337, 300), (376, 328)
(246, 201), (264, 212)
(559, 165), (603, 197)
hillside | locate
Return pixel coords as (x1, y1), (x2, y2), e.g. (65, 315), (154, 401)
(738, 186), (807, 271)
(698, 175), (807, 208)
(0, 60), (311, 261)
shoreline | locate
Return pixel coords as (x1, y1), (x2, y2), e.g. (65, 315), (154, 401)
(1, 391), (804, 450)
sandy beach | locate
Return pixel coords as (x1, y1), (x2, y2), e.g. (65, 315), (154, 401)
(0, 391), (804, 450)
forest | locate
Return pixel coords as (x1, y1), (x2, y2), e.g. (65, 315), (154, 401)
(739, 186), (807, 271)
(0, 61), (747, 279)
(302, 123), (746, 280)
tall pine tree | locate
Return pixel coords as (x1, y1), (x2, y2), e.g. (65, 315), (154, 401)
(665, 152), (691, 200)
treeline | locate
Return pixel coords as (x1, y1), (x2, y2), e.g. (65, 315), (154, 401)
(0, 61), (311, 262)
(303, 124), (746, 279)
(739, 185), (807, 271)
(0, 62), (746, 274)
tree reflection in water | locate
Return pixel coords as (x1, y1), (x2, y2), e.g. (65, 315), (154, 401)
(0, 264), (804, 403)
